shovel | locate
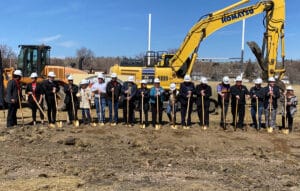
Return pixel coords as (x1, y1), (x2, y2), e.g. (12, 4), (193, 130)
(234, 99), (238, 131)
(111, 91), (116, 126)
(256, 98), (259, 131)
(282, 94), (289, 134)
(70, 91), (79, 127)
(183, 96), (191, 129)
(202, 95), (206, 130)
(155, 94), (161, 130)
(98, 93), (104, 126)
(31, 94), (48, 123)
(54, 93), (63, 128)
(89, 101), (97, 127)
(170, 94), (177, 129)
(140, 93), (145, 129)
(267, 94), (273, 133)
(222, 97), (226, 130)
(17, 90), (24, 128)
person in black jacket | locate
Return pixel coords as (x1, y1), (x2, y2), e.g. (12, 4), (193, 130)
(64, 75), (79, 125)
(230, 76), (249, 129)
(195, 77), (212, 129)
(106, 73), (122, 125)
(25, 72), (44, 125)
(121, 76), (137, 126)
(137, 80), (150, 126)
(264, 77), (280, 130)
(5, 70), (22, 128)
(42, 71), (60, 127)
(179, 74), (195, 128)
(249, 78), (264, 130)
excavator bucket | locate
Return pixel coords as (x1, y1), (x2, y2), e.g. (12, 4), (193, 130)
(247, 41), (268, 80)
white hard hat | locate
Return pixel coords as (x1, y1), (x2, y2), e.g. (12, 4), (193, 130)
(200, 77), (208, 84)
(223, 76), (230, 84)
(97, 73), (104, 79)
(235, 76), (242, 82)
(255, 78), (262, 84)
(268, 77), (276, 82)
(111, 73), (117, 78)
(170, 83), (176, 91)
(154, 78), (160, 83)
(80, 79), (89, 85)
(286, 85), (294, 91)
(67, 75), (73, 80)
(30, 72), (38, 78)
(14, 70), (22, 77)
(128, 76), (134, 82)
(48, 71), (56, 77)
(184, 74), (191, 82)
(141, 79), (147, 84)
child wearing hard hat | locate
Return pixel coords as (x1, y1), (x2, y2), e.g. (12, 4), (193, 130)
(166, 83), (179, 124)
(77, 79), (92, 124)
(281, 85), (298, 132)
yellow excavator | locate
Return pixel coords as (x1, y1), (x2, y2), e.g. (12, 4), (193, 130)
(110, 0), (285, 89)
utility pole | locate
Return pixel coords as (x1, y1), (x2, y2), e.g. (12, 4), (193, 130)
(240, 19), (245, 75)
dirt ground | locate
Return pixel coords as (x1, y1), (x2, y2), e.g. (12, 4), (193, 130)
(0, 105), (300, 191)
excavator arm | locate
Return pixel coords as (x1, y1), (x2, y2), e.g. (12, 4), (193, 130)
(165, 0), (285, 80)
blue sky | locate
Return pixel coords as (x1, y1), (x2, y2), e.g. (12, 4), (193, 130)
(0, 0), (299, 60)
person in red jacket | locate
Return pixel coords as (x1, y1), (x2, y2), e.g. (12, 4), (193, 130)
(26, 72), (44, 125)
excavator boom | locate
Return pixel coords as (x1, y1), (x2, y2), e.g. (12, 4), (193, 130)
(168, 0), (285, 80)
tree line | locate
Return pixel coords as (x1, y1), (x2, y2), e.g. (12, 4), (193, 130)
(1, 44), (299, 83)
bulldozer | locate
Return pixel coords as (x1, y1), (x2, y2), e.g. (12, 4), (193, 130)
(1, 44), (89, 109)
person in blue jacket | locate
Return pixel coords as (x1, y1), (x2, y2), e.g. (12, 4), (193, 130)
(150, 78), (165, 127)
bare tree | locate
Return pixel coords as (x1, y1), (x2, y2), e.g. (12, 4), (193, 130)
(0, 44), (17, 68)
(76, 47), (95, 70)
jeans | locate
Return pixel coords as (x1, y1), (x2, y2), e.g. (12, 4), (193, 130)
(81, 109), (91, 123)
(250, 105), (263, 128)
(265, 106), (277, 128)
(107, 99), (119, 123)
(95, 97), (106, 123)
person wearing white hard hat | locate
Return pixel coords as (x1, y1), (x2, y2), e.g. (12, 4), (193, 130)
(64, 75), (79, 125)
(5, 69), (23, 127)
(249, 78), (264, 130)
(195, 77), (212, 129)
(230, 76), (250, 129)
(106, 73), (122, 125)
(42, 71), (60, 127)
(281, 85), (297, 132)
(121, 76), (137, 126)
(217, 76), (231, 129)
(150, 78), (165, 127)
(166, 83), (179, 124)
(78, 79), (92, 124)
(91, 73), (107, 125)
(137, 80), (150, 126)
(179, 74), (195, 128)
(25, 72), (44, 125)
(263, 76), (280, 130)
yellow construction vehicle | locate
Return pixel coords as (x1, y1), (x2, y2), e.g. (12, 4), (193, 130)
(1, 45), (89, 108)
(110, 0), (285, 89)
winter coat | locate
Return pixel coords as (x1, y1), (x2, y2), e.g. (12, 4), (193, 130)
(5, 79), (21, 104)
(78, 87), (91, 109)
(195, 84), (212, 107)
(249, 86), (264, 107)
(106, 80), (122, 101)
(64, 84), (79, 105)
(230, 85), (249, 105)
(178, 82), (195, 105)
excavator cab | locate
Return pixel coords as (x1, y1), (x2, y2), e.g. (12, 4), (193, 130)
(17, 45), (51, 77)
